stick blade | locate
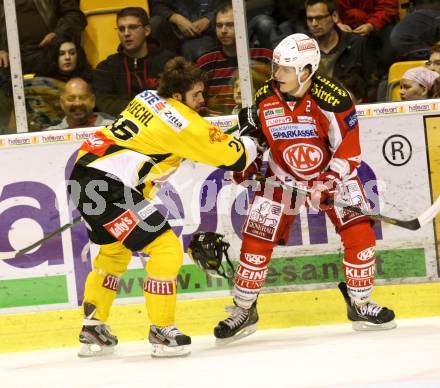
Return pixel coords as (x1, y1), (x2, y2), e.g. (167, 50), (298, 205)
(417, 195), (440, 228)
(0, 250), (17, 260)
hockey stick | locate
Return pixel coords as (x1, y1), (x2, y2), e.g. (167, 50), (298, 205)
(0, 216), (83, 260)
(0, 124), (241, 261)
(251, 175), (440, 231)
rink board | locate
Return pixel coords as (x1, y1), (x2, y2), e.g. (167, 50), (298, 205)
(1, 101), (440, 351)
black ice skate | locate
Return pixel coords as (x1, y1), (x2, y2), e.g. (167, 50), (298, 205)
(214, 301), (258, 344)
(78, 322), (118, 357)
(149, 325), (191, 357)
(338, 282), (397, 331)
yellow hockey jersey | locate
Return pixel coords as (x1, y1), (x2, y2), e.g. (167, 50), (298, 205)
(75, 90), (255, 199)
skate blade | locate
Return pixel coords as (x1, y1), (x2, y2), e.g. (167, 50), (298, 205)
(151, 344), (191, 358)
(215, 324), (257, 346)
(78, 343), (115, 358)
(352, 320), (397, 331)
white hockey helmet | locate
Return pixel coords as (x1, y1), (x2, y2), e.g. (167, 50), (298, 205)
(272, 33), (321, 78)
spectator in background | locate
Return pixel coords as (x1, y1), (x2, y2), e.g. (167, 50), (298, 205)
(197, 2), (272, 115)
(93, 7), (175, 117)
(150, 0), (218, 61)
(426, 45), (440, 75)
(431, 76), (440, 98)
(36, 37), (92, 82)
(399, 66), (439, 101)
(271, 0), (308, 39)
(336, 72), (367, 104)
(390, 1), (440, 57)
(335, 0), (398, 76)
(305, 0), (373, 89)
(0, 0), (86, 74)
(46, 77), (114, 130)
(231, 69), (269, 114)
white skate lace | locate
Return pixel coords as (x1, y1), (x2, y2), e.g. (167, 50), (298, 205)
(223, 305), (249, 329)
(159, 325), (182, 338)
(357, 301), (382, 317)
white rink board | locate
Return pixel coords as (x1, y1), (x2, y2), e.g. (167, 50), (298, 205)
(0, 104), (439, 313)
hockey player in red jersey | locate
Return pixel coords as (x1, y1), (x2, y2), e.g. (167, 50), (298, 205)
(213, 33), (396, 341)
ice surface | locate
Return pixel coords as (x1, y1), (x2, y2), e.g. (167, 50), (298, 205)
(1, 317), (440, 388)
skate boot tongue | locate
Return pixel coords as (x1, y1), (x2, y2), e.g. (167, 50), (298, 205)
(224, 306), (250, 329)
(357, 300), (383, 317)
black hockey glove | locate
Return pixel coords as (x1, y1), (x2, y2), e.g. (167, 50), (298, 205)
(238, 105), (266, 149)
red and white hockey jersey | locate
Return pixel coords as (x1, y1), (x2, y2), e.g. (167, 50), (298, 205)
(255, 74), (361, 181)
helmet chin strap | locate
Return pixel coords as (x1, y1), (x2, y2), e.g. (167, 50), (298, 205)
(293, 68), (313, 97)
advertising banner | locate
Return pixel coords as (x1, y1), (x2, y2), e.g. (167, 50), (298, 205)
(0, 105), (439, 314)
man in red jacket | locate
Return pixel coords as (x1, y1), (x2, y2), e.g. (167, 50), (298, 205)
(335, 0), (398, 76)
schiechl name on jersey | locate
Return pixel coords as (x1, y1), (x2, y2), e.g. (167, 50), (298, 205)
(269, 123), (318, 140)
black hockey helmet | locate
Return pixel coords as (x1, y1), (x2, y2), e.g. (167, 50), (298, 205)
(188, 232), (235, 279)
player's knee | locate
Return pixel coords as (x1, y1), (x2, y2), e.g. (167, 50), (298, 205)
(93, 241), (132, 276)
(143, 229), (183, 279)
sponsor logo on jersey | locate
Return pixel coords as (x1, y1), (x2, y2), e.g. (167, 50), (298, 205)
(263, 107), (284, 118)
(139, 90), (169, 114)
(143, 278), (174, 295)
(138, 204), (157, 220)
(269, 123), (318, 140)
(262, 101), (279, 108)
(357, 246), (376, 261)
(312, 83), (341, 106)
(298, 116), (315, 123)
(244, 196), (284, 241)
(315, 75), (348, 97)
(344, 109), (358, 130)
(208, 127), (228, 143)
(283, 143), (323, 172)
(103, 209), (139, 242)
(102, 274), (120, 291)
(160, 108), (189, 132)
(244, 253), (267, 265)
(296, 38), (316, 52)
(154, 101), (167, 112)
(266, 116), (293, 127)
(255, 84), (269, 99)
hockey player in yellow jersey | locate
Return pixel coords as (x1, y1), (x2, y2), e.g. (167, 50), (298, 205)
(68, 57), (259, 358)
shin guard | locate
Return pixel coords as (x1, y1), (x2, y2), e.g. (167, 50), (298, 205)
(83, 242), (132, 322)
(233, 236), (274, 308)
(142, 229), (183, 326)
(340, 222), (376, 303)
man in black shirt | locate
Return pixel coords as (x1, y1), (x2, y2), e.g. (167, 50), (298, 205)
(93, 7), (175, 116)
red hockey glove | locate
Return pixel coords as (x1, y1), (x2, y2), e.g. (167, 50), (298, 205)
(309, 171), (343, 211)
(231, 153), (263, 185)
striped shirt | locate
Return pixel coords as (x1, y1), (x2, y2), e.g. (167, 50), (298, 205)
(197, 47), (272, 115)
